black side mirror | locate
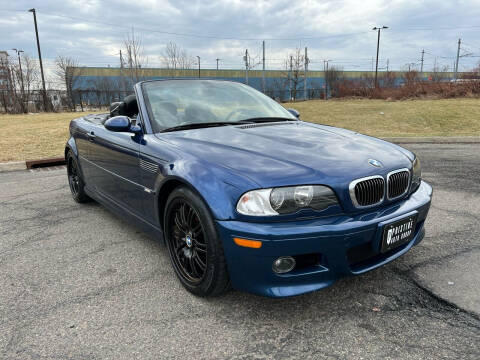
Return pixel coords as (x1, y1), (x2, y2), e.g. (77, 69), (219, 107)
(105, 116), (132, 132)
(287, 108), (300, 119)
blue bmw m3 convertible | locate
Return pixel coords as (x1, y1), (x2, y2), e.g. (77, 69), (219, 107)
(66, 79), (432, 297)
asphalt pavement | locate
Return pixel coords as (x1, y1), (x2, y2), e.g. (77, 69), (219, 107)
(0, 144), (479, 360)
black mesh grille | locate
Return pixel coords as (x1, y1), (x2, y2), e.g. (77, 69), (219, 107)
(388, 171), (410, 199)
(353, 178), (385, 207)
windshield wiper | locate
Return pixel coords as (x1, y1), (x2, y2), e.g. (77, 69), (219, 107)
(239, 117), (298, 123)
(159, 121), (254, 133)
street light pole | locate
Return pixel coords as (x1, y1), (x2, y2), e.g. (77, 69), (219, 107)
(28, 8), (48, 111)
(196, 56), (200, 78)
(372, 26), (388, 88)
(216, 58), (221, 71)
(12, 49), (24, 94)
(12, 49), (25, 112)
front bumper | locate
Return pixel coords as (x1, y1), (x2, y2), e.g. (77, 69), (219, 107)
(216, 181), (432, 297)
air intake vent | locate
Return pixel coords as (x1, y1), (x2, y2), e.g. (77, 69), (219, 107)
(236, 122), (295, 129)
(350, 176), (385, 208)
(387, 169), (410, 199)
(140, 159), (159, 173)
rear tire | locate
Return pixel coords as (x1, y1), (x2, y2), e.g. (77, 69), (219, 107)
(67, 152), (90, 203)
(164, 186), (230, 297)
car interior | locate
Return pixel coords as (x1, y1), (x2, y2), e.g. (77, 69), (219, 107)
(109, 94), (138, 119)
(103, 93), (222, 129)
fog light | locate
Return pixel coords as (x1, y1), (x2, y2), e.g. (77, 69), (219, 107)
(272, 256), (296, 274)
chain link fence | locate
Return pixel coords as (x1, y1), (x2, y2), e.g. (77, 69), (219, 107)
(0, 89), (135, 114)
(2, 88), (330, 113)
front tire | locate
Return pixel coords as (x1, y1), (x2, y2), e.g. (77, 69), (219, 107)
(67, 152), (90, 203)
(164, 186), (230, 297)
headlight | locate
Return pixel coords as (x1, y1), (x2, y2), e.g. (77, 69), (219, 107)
(236, 185), (338, 216)
(410, 156), (422, 194)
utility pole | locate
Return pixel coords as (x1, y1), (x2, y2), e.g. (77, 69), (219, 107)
(119, 50), (127, 95)
(386, 59), (389, 72)
(28, 8), (48, 111)
(196, 56), (201, 78)
(216, 58), (221, 70)
(420, 49), (425, 73)
(244, 49), (249, 85)
(262, 41), (266, 93)
(323, 60), (331, 100)
(289, 55), (293, 100)
(304, 47), (308, 101)
(454, 38), (461, 81)
(372, 26), (388, 88)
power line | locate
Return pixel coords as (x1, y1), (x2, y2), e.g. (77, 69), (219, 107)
(17, 9), (371, 41)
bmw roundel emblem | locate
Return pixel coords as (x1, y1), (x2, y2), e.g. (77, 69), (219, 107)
(185, 235), (193, 247)
(368, 159), (382, 168)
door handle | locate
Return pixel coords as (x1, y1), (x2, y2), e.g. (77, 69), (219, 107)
(87, 131), (96, 141)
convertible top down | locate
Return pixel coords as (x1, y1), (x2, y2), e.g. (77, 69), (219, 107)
(66, 79), (432, 297)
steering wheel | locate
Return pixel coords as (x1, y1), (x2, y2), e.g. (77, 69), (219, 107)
(225, 109), (261, 122)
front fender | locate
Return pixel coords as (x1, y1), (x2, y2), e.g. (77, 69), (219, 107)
(65, 136), (78, 157)
(65, 136), (87, 178)
(155, 158), (259, 221)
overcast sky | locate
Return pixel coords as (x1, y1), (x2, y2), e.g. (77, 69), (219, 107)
(2, 0), (480, 86)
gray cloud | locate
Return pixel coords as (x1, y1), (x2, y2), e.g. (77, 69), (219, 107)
(1, 0), (480, 85)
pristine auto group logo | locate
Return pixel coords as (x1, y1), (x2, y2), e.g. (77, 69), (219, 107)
(386, 219), (414, 245)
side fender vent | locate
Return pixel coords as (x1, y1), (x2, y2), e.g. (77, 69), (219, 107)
(140, 159), (159, 173)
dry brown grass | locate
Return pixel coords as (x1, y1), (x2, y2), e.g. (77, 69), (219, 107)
(1, 98), (479, 162)
(0, 112), (78, 162)
(290, 98), (480, 137)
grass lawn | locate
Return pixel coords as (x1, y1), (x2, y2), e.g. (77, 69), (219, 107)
(290, 98), (480, 138)
(0, 98), (479, 162)
(0, 112), (76, 162)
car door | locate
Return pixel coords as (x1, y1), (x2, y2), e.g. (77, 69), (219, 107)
(74, 120), (97, 180)
(87, 123), (144, 216)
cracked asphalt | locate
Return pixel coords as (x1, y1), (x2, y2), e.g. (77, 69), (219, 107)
(1, 144), (479, 360)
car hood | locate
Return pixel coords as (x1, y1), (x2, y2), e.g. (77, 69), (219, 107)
(156, 121), (413, 188)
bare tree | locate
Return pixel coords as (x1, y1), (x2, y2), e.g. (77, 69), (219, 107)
(402, 70), (420, 86)
(0, 53), (39, 113)
(55, 55), (80, 111)
(266, 77), (289, 101)
(282, 48), (305, 101)
(161, 41), (194, 71)
(325, 66), (344, 97)
(431, 64), (450, 82)
(379, 71), (397, 88)
(21, 55), (40, 112)
(0, 55), (12, 113)
(123, 29), (148, 85)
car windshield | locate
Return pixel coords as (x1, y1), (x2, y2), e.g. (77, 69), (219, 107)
(142, 80), (296, 132)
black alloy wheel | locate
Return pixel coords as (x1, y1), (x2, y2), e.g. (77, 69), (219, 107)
(169, 200), (207, 283)
(67, 152), (90, 203)
(164, 186), (230, 296)
(68, 157), (80, 196)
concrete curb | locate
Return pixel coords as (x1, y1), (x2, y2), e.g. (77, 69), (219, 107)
(0, 157), (66, 173)
(0, 161), (27, 172)
(0, 137), (478, 173)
